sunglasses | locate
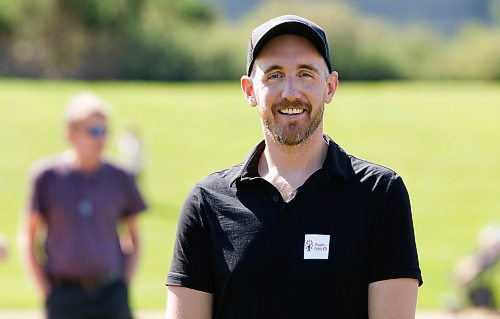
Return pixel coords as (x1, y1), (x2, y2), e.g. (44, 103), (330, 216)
(86, 126), (108, 138)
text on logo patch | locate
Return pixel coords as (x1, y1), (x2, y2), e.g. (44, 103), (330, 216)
(304, 234), (330, 260)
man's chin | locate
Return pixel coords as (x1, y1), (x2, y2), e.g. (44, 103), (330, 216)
(274, 131), (309, 146)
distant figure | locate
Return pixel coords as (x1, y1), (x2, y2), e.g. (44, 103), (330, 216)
(117, 128), (144, 178)
(453, 224), (500, 310)
(0, 234), (8, 261)
(19, 92), (147, 319)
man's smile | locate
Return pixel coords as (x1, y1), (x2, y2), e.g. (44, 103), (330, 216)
(278, 108), (305, 115)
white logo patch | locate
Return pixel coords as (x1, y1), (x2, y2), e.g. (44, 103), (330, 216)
(304, 234), (330, 260)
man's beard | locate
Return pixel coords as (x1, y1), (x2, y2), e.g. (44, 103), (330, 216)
(261, 99), (324, 146)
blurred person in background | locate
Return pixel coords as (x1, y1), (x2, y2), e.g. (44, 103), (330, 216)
(166, 15), (422, 319)
(453, 224), (500, 311)
(19, 92), (147, 319)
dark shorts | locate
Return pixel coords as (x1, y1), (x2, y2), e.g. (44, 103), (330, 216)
(45, 279), (132, 319)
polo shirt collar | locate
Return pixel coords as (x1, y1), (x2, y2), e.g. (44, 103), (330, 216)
(230, 135), (351, 187)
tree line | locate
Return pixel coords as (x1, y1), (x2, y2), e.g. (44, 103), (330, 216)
(0, 0), (499, 81)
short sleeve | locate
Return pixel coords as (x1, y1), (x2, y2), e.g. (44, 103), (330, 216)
(367, 176), (423, 286)
(28, 166), (47, 216)
(122, 174), (147, 218)
(166, 185), (214, 293)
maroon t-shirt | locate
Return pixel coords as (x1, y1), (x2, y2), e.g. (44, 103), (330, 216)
(29, 156), (147, 280)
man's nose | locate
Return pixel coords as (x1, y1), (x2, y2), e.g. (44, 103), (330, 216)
(281, 76), (301, 100)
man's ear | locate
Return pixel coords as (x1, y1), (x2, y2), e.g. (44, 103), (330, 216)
(324, 71), (339, 104)
(241, 75), (257, 107)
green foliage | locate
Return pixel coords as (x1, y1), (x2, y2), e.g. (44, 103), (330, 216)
(0, 0), (223, 79)
(491, 0), (500, 24)
(122, 0), (241, 80)
(56, 0), (143, 29)
(440, 24), (500, 80)
(0, 0), (499, 80)
(241, 0), (500, 81)
(0, 1), (13, 36)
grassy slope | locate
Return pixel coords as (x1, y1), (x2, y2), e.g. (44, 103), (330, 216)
(0, 80), (498, 310)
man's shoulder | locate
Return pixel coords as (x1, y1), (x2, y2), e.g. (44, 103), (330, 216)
(346, 153), (401, 189)
(29, 154), (67, 180)
(349, 155), (398, 177)
(328, 140), (400, 186)
(196, 162), (244, 191)
(181, 163), (243, 209)
(101, 160), (133, 178)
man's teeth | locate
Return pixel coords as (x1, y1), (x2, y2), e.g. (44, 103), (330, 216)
(279, 108), (304, 114)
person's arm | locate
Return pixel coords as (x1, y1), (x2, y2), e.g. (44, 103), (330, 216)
(166, 286), (213, 319)
(0, 234), (8, 261)
(18, 212), (51, 298)
(368, 278), (419, 319)
(166, 185), (214, 318)
(121, 216), (140, 285)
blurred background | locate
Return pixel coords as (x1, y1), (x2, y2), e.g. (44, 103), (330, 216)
(0, 0), (499, 317)
(1, 0), (500, 81)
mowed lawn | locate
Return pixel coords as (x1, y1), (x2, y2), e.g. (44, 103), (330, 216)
(0, 79), (499, 310)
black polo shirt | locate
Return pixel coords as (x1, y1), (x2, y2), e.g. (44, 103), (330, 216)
(167, 135), (422, 319)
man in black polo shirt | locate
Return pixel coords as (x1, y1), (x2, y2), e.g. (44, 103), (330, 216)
(166, 15), (422, 319)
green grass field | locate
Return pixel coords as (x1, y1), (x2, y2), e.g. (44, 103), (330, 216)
(0, 79), (499, 310)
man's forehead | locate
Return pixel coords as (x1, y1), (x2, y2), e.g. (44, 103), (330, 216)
(74, 113), (107, 126)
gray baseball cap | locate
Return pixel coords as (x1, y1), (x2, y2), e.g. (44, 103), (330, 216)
(246, 15), (333, 76)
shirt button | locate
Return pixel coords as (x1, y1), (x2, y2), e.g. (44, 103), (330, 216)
(273, 195), (280, 202)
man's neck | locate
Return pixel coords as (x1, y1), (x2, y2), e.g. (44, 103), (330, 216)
(65, 150), (102, 173)
(258, 130), (328, 200)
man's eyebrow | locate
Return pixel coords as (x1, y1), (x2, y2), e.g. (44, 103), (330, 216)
(261, 64), (321, 75)
(262, 65), (283, 74)
(297, 64), (320, 73)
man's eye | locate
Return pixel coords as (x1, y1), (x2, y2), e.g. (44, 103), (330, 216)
(299, 72), (314, 78)
(267, 73), (283, 80)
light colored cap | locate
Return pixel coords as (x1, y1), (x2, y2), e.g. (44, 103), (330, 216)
(64, 91), (110, 125)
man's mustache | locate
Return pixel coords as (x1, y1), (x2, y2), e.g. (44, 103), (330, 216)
(272, 99), (311, 112)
